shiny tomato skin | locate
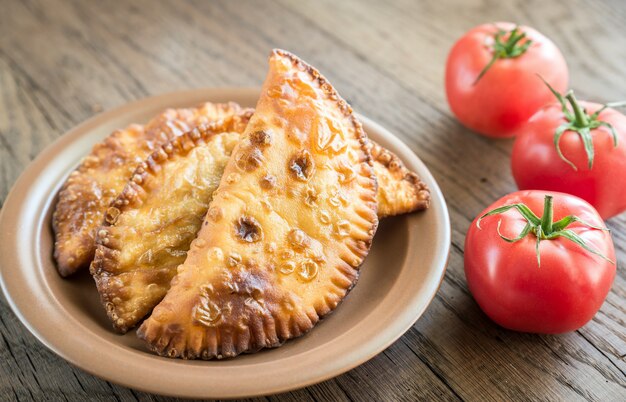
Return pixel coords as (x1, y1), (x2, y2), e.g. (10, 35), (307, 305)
(464, 191), (615, 334)
(512, 102), (626, 219)
(446, 22), (568, 138)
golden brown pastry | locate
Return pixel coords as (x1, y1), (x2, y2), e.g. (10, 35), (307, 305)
(91, 127), (244, 333)
(369, 141), (430, 216)
(137, 49), (378, 359)
(92, 132), (427, 333)
(92, 136), (428, 334)
(53, 102), (247, 277)
(91, 89), (428, 335)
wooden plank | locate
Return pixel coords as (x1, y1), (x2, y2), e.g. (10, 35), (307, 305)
(275, 0), (626, 389)
(0, 0), (624, 400)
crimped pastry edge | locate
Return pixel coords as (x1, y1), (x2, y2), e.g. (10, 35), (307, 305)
(137, 49), (380, 359)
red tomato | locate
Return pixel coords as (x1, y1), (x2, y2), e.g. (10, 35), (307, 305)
(464, 191), (615, 334)
(512, 100), (626, 219)
(445, 22), (568, 137)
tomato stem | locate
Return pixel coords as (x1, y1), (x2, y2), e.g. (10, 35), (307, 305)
(476, 195), (614, 267)
(566, 91), (590, 127)
(540, 195), (553, 236)
(474, 25), (533, 84)
(539, 77), (625, 170)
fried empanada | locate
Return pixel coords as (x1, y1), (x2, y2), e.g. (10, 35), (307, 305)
(53, 102), (248, 277)
(369, 141), (430, 216)
(91, 127), (243, 333)
(136, 49), (378, 359)
(92, 82), (428, 334)
(92, 136), (427, 334)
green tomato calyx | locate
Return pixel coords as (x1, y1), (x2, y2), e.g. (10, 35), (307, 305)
(476, 195), (614, 267)
(541, 77), (626, 171)
(474, 25), (533, 84)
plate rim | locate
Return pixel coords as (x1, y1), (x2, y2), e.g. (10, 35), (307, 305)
(0, 88), (450, 398)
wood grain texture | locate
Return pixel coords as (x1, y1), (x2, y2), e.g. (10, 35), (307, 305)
(0, 0), (624, 400)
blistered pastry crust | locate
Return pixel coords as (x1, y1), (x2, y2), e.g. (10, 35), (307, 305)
(91, 113), (251, 333)
(137, 49), (379, 359)
(369, 140), (430, 217)
(53, 102), (245, 276)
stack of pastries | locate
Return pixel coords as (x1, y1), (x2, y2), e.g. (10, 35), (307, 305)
(53, 49), (430, 359)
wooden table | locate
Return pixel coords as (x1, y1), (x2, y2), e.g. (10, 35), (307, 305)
(1, 0), (624, 400)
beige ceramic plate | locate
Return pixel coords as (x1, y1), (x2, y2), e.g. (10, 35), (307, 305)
(0, 88), (450, 399)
